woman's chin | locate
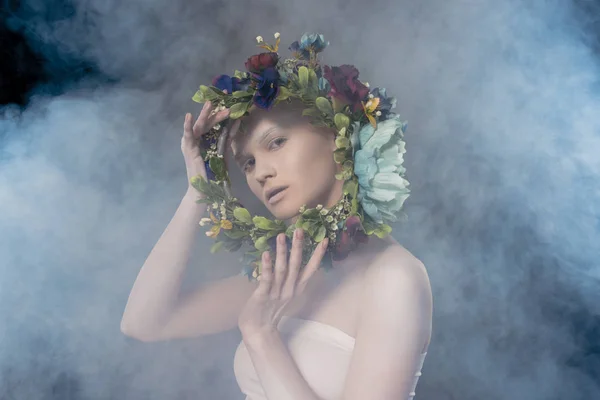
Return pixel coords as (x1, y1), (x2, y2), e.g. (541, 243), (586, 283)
(267, 203), (301, 223)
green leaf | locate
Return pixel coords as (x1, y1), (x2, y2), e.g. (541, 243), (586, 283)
(285, 224), (297, 237)
(253, 216), (278, 230)
(233, 70), (248, 80)
(302, 108), (323, 119)
(229, 101), (250, 119)
(343, 160), (354, 172)
(298, 66), (309, 88)
(335, 136), (350, 149)
(210, 241), (224, 253)
(233, 207), (252, 224)
(189, 174), (208, 192)
(351, 197), (359, 214)
(308, 69), (318, 86)
(209, 157), (226, 178)
(314, 225), (327, 242)
(192, 91), (206, 103)
(255, 236), (269, 251)
(373, 224), (392, 238)
(232, 90), (252, 98)
(276, 86), (294, 103)
(333, 148), (347, 164)
(224, 241), (243, 252)
(334, 113), (350, 130)
(223, 229), (248, 239)
(343, 179), (358, 197)
(315, 97), (334, 117)
(209, 86), (227, 97)
(301, 208), (320, 219)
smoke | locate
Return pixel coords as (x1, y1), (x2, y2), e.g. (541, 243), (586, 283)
(1, 0), (599, 399)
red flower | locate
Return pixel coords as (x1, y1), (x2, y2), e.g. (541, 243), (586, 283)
(245, 52), (279, 74)
(323, 65), (370, 113)
(331, 216), (369, 261)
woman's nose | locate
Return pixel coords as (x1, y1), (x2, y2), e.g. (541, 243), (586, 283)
(254, 159), (276, 183)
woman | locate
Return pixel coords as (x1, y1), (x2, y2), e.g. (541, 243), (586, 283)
(121, 33), (433, 400)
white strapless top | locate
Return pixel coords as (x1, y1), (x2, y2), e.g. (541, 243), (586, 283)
(234, 316), (427, 400)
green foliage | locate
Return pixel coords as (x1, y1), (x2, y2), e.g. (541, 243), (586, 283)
(315, 97), (334, 118)
(334, 113), (350, 130)
(229, 101), (251, 119)
(233, 207), (252, 224)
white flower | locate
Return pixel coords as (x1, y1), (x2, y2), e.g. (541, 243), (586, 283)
(274, 32), (280, 39)
(256, 36), (264, 43)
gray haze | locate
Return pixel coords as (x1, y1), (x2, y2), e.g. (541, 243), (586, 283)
(1, 0), (599, 399)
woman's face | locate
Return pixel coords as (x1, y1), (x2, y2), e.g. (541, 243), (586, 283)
(231, 106), (343, 223)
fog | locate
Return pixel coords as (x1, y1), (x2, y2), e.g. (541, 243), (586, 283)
(1, 0), (599, 398)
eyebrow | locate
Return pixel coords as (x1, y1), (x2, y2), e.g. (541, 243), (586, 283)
(234, 126), (278, 167)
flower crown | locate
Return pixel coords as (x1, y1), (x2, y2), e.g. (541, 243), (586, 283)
(191, 32), (410, 280)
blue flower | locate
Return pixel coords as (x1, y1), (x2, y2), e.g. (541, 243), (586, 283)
(212, 74), (248, 94)
(289, 33), (329, 60)
(352, 115), (410, 224)
(253, 67), (280, 109)
(369, 87), (396, 119)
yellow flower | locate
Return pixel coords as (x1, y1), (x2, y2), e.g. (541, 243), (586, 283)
(362, 97), (381, 128)
(204, 212), (233, 238)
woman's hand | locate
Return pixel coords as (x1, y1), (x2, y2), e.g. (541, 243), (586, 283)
(182, 98), (240, 198)
(238, 229), (329, 340)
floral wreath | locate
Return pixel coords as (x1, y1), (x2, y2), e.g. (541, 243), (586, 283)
(191, 32), (410, 280)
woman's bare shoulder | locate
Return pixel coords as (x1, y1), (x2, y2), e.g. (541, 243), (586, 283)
(368, 236), (425, 270)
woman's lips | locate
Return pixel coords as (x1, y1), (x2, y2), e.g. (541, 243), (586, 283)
(267, 187), (287, 205)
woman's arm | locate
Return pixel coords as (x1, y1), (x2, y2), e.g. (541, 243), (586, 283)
(120, 189), (258, 341)
(120, 191), (205, 340)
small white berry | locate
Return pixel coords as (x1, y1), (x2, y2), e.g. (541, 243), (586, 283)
(376, 111), (382, 116)
(256, 36), (263, 43)
(274, 32), (280, 39)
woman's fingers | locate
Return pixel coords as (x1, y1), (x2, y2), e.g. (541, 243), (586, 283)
(210, 108), (231, 125)
(298, 238), (329, 290)
(282, 229), (303, 298)
(272, 233), (288, 298)
(192, 101), (213, 138)
(183, 113), (193, 139)
(255, 251), (274, 297)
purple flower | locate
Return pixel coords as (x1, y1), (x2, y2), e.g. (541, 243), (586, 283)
(323, 65), (370, 113)
(252, 67), (280, 109)
(212, 74), (248, 94)
(370, 87), (396, 119)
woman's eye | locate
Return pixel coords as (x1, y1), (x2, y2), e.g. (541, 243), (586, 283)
(270, 137), (287, 148)
(242, 138), (286, 173)
(242, 159), (255, 172)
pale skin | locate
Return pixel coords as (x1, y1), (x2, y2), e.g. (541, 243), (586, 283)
(121, 97), (433, 399)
